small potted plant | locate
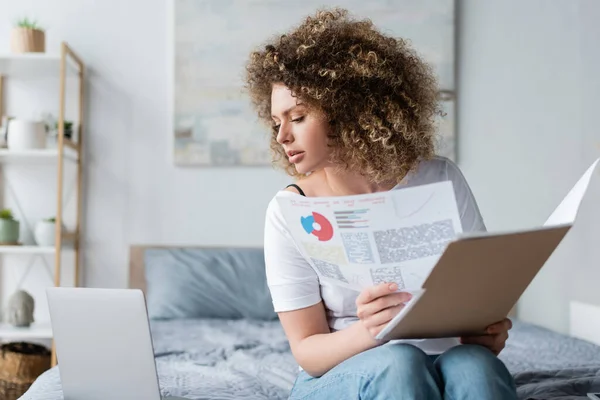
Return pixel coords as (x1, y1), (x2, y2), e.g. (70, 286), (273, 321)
(10, 17), (45, 53)
(34, 217), (58, 247)
(64, 121), (73, 140)
(54, 120), (74, 140)
(0, 209), (20, 245)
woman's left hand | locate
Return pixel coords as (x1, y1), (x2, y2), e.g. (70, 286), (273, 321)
(459, 318), (512, 356)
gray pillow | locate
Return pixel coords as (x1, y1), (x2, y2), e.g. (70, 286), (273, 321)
(144, 247), (277, 321)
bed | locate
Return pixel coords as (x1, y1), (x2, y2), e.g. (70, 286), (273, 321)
(20, 245), (600, 400)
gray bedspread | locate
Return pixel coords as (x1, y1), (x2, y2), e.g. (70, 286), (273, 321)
(20, 319), (600, 400)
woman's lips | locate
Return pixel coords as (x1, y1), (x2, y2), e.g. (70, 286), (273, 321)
(288, 151), (305, 163)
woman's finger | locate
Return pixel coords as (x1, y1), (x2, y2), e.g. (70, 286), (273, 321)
(464, 331), (508, 355)
(487, 318), (512, 334)
(356, 282), (398, 306)
(367, 320), (393, 338)
(486, 321), (503, 334)
(362, 304), (404, 328)
(494, 330), (509, 354)
(461, 334), (496, 348)
(356, 292), (411, 320)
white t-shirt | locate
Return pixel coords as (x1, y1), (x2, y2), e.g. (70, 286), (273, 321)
(263, 156), (486, 355)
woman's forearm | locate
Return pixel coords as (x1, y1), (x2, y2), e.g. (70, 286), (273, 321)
(293, 320), (381, 377)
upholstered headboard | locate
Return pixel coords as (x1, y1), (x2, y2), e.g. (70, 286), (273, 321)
(128, 244), (262, 292)
(128, 244), (277, 321)
(129, 245), (150, 292)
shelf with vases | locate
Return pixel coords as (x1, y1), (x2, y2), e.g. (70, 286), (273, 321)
(0, 321), (53, 340)
(0, 52), (81, 77)
(0, 147), (79, 164)
(0, 245), (55, 255)
(0, 42), (85, 367)
(0, 231), (77, 254)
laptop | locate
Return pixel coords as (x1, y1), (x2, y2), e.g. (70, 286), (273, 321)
(46, 287), (189, 400)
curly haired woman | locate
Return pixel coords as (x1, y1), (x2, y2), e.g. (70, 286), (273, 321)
(246, 8), (517, 400)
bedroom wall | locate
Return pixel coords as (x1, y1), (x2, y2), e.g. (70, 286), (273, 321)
(458, 0), (600, 335)
(0, 0), (598, 335)
(0, 0), (291, 324)
(576, 0), (600, 317)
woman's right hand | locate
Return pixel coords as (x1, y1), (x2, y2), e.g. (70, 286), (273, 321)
(355, 282), (412, 340)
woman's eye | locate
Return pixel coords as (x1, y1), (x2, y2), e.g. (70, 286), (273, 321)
(291, 116), (305, 123)
(272, 124), (280, 132)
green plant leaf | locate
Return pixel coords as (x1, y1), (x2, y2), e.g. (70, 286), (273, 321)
(15, 17), (44, 31)
(0, 209), (14, 220)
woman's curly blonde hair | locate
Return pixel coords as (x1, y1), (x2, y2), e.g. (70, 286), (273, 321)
(245, 7), (442, 184)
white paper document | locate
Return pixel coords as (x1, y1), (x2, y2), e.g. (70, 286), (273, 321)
(277, 180), (463, 292)
(277, 158), (600, 295)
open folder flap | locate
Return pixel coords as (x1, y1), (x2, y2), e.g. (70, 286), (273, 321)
(375, 157), (599, 342)
(375, 223), (571, 341)
(544, 158), (600, 227)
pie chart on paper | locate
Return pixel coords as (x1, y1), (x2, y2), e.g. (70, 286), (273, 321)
(301, 212), (334, 241)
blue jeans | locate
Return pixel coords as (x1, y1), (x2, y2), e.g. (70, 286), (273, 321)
(289, 344), (518, 400)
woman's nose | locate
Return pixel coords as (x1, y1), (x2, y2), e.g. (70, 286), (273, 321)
(276, 123), (293, 145)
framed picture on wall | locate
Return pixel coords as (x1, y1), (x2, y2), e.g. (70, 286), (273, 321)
(169, 0), (457, 166)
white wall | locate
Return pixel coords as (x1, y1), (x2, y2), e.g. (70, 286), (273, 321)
(0, 0), (598, 335)
(571, 0), (600, 318)
(0, 0), (290, 324)
(458, 0), (600, 334)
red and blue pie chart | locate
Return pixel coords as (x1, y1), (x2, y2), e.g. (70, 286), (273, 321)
(301, 212), (333, 241)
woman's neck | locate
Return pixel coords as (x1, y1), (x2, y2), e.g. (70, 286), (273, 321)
(320, 167), (397, 196)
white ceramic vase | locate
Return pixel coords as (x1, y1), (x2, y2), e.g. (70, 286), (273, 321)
(7, 119), (47, 150)
(34, 220), (56, 246)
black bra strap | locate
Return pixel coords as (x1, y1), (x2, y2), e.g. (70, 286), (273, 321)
(285, 184), (306, 196)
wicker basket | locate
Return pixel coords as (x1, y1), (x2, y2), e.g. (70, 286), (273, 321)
(0, 342), (51, 400)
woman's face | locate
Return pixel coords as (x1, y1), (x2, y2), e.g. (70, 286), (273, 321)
(271, 83), (332, 174)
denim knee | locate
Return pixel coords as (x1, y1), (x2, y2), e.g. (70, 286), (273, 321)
(435, 344), (511, 378)
(352, 343), (432, 373)
(383, 343), (433, 370)
(290, 344), (443, 400)
(361, 344), (442, 399)
(435, 344), (517, 400)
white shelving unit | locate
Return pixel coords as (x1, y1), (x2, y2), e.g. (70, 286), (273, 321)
(0, 233), (75, 255)
(0, 246), (56, 255)
(0, 322), (53, 340)
(0, 53), (80, 77)
(0, 43), (85, 367)
(0, 148), (79, 163)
